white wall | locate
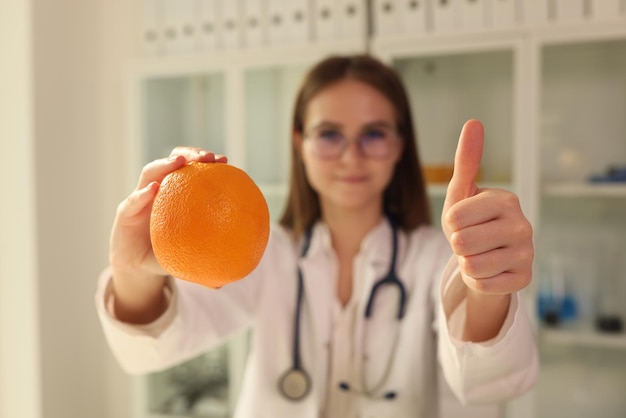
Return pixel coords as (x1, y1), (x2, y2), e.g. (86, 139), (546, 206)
(0, 1), (42, 418)
(97, 1), (139, 417)
(31, 2), (109, 416)
(0, 1), (136, 417)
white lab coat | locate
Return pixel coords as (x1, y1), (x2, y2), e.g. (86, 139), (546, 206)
(96, 219), (538, 418)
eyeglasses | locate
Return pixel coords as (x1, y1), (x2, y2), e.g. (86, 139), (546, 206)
(303, 125), (400, 160)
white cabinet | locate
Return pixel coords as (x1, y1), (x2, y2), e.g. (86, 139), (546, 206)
(124, 2), (626, 417)
(534, 32), (626, 418)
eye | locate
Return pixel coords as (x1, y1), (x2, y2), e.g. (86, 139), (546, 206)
(361, 128), (387, 142)
(317, 129), (343, 144)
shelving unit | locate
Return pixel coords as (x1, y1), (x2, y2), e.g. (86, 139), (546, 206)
(543, 183), (626, 198)
(125, 1), (626, 417)
(532, 18), (626, 418)
(541, 327), (626, 350)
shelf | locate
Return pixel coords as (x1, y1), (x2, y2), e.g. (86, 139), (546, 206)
(541, 327), (626, 350)
(372, 27), (527, 59)
(543, 183), (626, 198)
(427, 182), (513, 198)
(533, 19), (626, 46)
(129, 39), (366, 77)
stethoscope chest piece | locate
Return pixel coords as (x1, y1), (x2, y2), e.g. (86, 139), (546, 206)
(278, 367), (311, 401)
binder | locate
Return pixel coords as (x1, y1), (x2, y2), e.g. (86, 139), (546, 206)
(242, 0), (267, 48)
(162, 0), (198, 54)
(267, 0), (289, 45)
(555, 0), (585, 22)
(339, 0), (367, 40)
(374, 0), (400, 37)
(399, 0), (427, 35)
(459, 0), (488, 31)
(314, 0), (339, 42)
(219, 0), (241, 50)
(432, 0), (460, 32)
(197, 0), (219, 51)
(139, 0), (163, 55)
(524, 0), (549, 24)
(491, 0), (519, 28)
(286, 0), (312, 45)
(589, 0), (622, 20)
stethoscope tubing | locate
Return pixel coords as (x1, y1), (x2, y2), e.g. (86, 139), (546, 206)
(279, 217), (406, 402)
(364, 218), (406, 320)
(278, 225), (313, 401)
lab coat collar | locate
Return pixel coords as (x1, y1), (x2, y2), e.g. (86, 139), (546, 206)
(301, 216), (394, 264)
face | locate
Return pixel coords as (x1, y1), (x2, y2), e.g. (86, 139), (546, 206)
(297, 79), (403, 215)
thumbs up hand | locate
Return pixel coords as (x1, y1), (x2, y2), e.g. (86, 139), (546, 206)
(442, 120), (533, 298)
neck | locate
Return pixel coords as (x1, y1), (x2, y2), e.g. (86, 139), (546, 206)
(322, 205), (384, 257)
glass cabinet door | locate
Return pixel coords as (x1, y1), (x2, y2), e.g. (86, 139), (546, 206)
(537, 39), (626, 333)
(139, 71), (232, 418)
(244, 64), (309, 220)
(535, 38), (626, 418)
(393, 49), (516, 227)
(141, 72), (226, 163)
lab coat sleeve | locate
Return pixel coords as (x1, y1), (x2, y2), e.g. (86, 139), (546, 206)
(95, 227), (285, 374)
(95, 269), (259, 374)
(436, 256), (539, 404)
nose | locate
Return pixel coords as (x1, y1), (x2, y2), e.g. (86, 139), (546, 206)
(339, 138), (364, 162)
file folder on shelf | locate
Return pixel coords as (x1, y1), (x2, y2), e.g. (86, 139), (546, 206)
(374, 0), (400, 37)
(459, 0), (488, 31)
(242, 0), (267, 49)
(162, 0), (198, 54)
(219, 0), (241, 50)
(267, 0), (289, 45)
(268, 0), (311, 46)
(432, 0), (461, 32)
(314, 0), (340, 42)
(286, 0), (312, 45)
(589, 0), (622, 20)
(491, 0), (520, 29)
(398, 0), (428, 35)
(338, 0), (367, 40)
(140, 0), (163, 55)
(555, 0), (585, 22)
(197, 0), (219, 51)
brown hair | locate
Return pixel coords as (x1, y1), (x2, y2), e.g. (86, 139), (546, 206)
(279, 54), (431, 238)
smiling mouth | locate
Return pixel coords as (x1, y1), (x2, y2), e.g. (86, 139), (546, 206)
(338, 175), (368, 183)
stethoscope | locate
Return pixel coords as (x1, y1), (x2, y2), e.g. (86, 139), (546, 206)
(278, 217), (407, 401)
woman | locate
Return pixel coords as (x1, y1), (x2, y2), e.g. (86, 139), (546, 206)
(96, 55), (537, 417)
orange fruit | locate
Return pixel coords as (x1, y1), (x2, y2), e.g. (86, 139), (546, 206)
(150, 161), (270, 288)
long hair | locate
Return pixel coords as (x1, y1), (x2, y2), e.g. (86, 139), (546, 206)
(279, 54), (431, 238)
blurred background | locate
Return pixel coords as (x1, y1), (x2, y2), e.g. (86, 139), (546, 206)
(1, 1), (626, 417)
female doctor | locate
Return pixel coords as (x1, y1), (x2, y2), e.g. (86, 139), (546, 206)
(96, 55), (538, 418)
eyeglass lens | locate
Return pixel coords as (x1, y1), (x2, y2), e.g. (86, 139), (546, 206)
(308, 126), (397, 159)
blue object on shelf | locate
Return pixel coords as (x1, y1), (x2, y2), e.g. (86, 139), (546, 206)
(537, 293), (578, 326)
(588, 165), (626, 183)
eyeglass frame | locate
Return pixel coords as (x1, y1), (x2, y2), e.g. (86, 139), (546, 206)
(301, 122), (403, 160)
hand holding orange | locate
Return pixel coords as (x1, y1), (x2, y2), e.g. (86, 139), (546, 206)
(150, 161), (270, 288)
